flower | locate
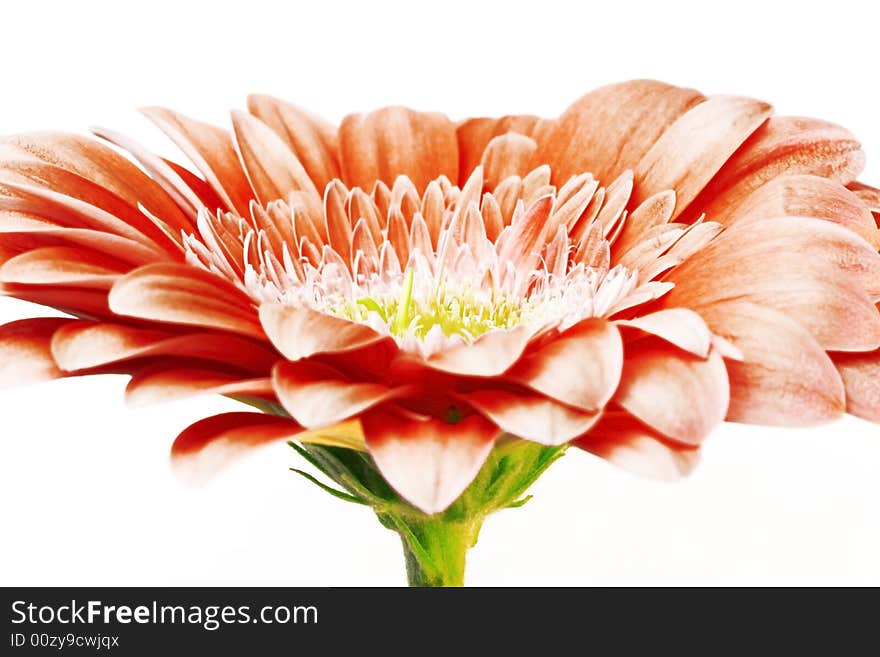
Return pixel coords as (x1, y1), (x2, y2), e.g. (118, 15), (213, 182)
(1, 80), (878, 518)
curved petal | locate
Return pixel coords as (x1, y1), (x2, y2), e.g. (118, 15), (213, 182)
(259, 303), (388, 361)
(108, 263), (263, 338)
(688, 116), (866, 224)
(247, 94), (340, 192)
(667, 217), (880, 350)
(2, 282), (110, 319)
(834, 351), (880, 423)
(0, 245), (126, 287)
(362, 407), (499, 514)
(507, 318), (622, 410)
(616, 308), (712, 358)
(126, 366), (273, 406)
(465, 388), (600, 445)
(536, 80), (706, 184)
(696, 300), (845, 425)
(0, 317), (71, 386)
(51, 322), (278, 373)
(574, 412), (700, 480)
(614, 342), (729, 445)
(339, 107), (458, 193)
(0, 133), (191, 233)
(141, 107), (254, 215)
(726, 174), (880, 248)
(231, 110), (320, 205)
(273, 359), (407, 428)
(456, 114), (542, 183)
(480, 133), (538, 190)
(633, 95), (772, 216)
(425, 326), (532, 377)
(171, 412), (301, 483)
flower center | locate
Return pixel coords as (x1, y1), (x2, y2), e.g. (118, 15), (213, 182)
(183, 166), (690, 353)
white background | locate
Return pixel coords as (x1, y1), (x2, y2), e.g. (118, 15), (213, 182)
(1, 0), (879, 586)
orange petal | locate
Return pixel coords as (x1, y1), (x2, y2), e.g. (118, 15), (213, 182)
(171, 412), (301, 483)
(667, 217), (880, 350)
(616, 308), (712, 358)
(0, 173), (176, 254)
(339, 107), (458, 193)
(465, 388), (600, 445)
(697, 300), (845, 425)
(51, 322), (278, 373)
(480, 133), (538, 190)
(141, 107), (254, 215)
(456, 115), (542, 183)
(574, 412), (700, 480)
(613, 189), (676, 257)
(834, 351), (880, 423)
(425, 326), (532, 377)
(847, 181), (880, 214)
(126, 366), (273, 406)
(273, 359), (405, 428)
(537, 80), (705, 185)
(259, 303), (388, 361)
(614, 342), (729, 445)
(0, 245), (126, 287)
(688, 116), (866, 224)
(247, 94), (340, 193)
(0, 218), (170, 266)
(231, 110), (320, 206)
(93, 126), (202, 225)
(0, 133), (191, 234)
(508, 318), (622, 411)
(727, 174), (880, 248)
(633, 96), (772, 216)
(0, 317), (71, 386)
(362, 407), (499, 513)
(1, 283), (110, 319)
(108, 263), (263, 338)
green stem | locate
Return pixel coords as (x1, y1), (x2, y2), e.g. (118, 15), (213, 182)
(288, 438), (567, 587)
(394, 515), (480, 587)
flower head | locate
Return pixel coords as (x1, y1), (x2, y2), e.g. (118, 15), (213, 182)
(2, 80), (878, 513)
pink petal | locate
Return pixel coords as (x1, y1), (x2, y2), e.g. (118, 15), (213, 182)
(508, 318), (622, 411)
(362, 407), (499, 513)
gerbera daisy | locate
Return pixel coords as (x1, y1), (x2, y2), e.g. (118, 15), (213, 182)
(1, 79), (878, 585)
